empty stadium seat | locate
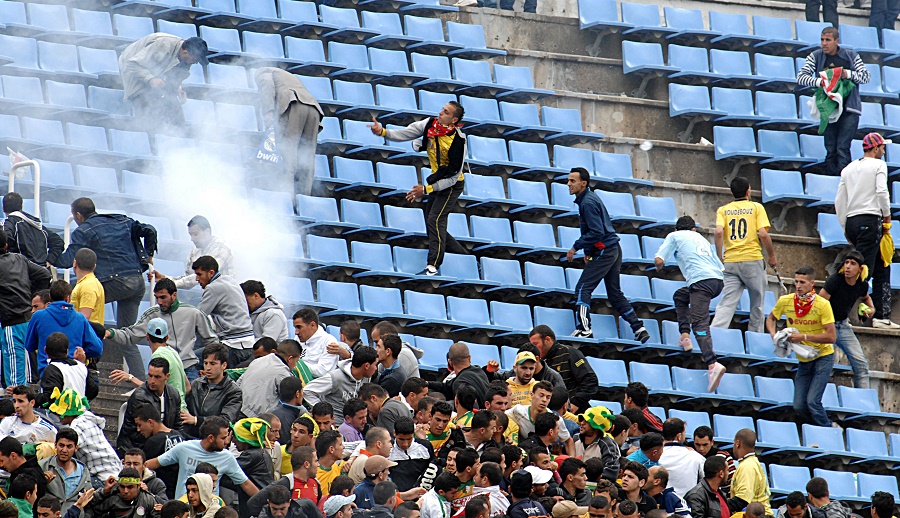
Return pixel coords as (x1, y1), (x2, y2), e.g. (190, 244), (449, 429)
(622, 41), (676, 98)
(710, 87), (766, 124)
(541, 107), (604, 144)
(709, 49), (760, 88)
(817, 213), (850, 248)
(663, 7), (718, 44)
(446, 22), (506, 59)
(751, 15), (805, 54)
(708, 11), (765, 48)
(620, 2), (677, 39)
(668, 83), (724, 143)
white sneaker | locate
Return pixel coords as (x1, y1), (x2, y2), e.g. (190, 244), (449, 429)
(571, 329), (593, 338)
(678, 335), (693, 352)
(872, 318), (900, 329)
(707, 362), (726, 392)
(454, 0), (478, 5)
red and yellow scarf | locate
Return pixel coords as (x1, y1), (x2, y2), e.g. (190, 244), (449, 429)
(794, 292), (816, 318)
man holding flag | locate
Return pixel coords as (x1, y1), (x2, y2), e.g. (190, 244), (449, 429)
(797, 26), (869, 177)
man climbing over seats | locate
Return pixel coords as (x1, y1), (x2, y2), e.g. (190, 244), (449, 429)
(254, 68), (323, 196)
(368, 103), (468, 276)
(711, 177), (777, 334)
(767, 266), (836, 428)
(797, 26), (869, 177)
(151, 215), (234, 291)
(118, 33), (208, 128)
(565, 167), (649, 343)
(818, 250), (873, 388)
(654, 216), (726, 392)
(835, 132), (898, 329)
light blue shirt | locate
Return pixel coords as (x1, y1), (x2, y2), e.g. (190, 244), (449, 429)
(626, 449), (659, 468)
(156, 440), (248, 498)
(64, 462), (85, 498)
(655, 230), (724, 286)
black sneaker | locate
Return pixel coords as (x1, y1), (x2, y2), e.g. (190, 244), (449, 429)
(634, 327), (650, 343)
(418, 266), (438, 276)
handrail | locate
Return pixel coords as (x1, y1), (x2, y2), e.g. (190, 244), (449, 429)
(63, 216), (74, 282)
(8, 160), (40, 219)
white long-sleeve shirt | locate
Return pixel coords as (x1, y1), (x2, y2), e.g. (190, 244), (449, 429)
(298, 325), (342, 377)
(835, 157), (890, 227)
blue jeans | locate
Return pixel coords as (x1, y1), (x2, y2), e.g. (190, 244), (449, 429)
(185, 366), (200, 383)
(870, 0), (900, 45)
(102, 275), (146, 379)
(481, 0), (537, 11)
(793, 353), (835, 427)
(823, 112), (860, 176)
(834, 319), (870, 388)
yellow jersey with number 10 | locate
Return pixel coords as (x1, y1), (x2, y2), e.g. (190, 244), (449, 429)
(715, 200), (770, 263)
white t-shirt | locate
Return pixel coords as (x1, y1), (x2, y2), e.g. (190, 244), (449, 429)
(658, 442), (705, 498)
(0, 415), (57, 444)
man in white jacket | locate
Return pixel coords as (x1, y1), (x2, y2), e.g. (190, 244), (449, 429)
(294, 308), (344, 377)
(835, 132), (896, 328)
(657, 418), (704, 499)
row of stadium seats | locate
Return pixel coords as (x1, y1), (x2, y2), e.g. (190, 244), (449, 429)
(579, 0), (900, 59)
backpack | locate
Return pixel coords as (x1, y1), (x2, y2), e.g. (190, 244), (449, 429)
(12, 217), (49, 265)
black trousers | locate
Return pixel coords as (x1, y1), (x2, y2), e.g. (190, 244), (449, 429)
(674, 278), (724, 366)
(845, 214), (892, 319)
(806, 0), (839, 27)
(425, 181), (466, 268)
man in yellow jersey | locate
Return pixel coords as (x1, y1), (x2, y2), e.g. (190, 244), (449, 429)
(729, 429), (771, 516)
(315, 430), (345, 496)
(766, 266), (836, 427)
(421, 401), (453, 451)
(71, 248), (104, 325)
(712, 177), (777, 333)
(368, 103), (468, 276)
(506, 352), (538, 407)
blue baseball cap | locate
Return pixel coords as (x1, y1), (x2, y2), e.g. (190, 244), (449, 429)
(147, 318), (168, 339)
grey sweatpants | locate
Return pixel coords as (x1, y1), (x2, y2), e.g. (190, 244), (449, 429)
(280, 101), (320, 196)
(710, 260), (768, 333)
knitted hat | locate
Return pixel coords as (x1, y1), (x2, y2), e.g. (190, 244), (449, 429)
(863, 132), (892, 150)
(231, 417), (270, 448)
(48, 388), (89, 417)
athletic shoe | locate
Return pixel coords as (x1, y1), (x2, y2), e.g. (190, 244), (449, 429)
(872, 318), (900, 329)
(634, 327), (650, 344)
(418, 266), (438, 276)
(571, 329), (593, 338)
(678, 335), (693, 352)
(454, 0), (478, 6)
(707, 362), (726, 392)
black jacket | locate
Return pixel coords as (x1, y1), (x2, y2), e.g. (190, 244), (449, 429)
(268, 401), (305, 445)
(82, 487), (160, 518)
(258, 500), (322, 518)
(0, 250), (51, 326)
(10, 455), (48, 514)
(354, 505), (394, 518)
(224, 448), (273, 518)
(542, 343), (598, 411)
(184, 376), (242, 438)
(118, 384), (183, 453)
(684, 480), (740, 518)
(3, 211), (64, 265)
(428, 365), (490, 407)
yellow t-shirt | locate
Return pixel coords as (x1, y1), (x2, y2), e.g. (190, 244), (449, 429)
(504, 418), (519, 444)
(715, 200), (770, 263)
(770, 294), (835, 361)
(71, 272), (105, 324)
(426, 430), (451, 451)
(280, 444), (292, 475)
(424, 134), (464, 194)
(507, 379), (537, 407)
(730, 454), (772, 517)
(317, 460), (344, 496)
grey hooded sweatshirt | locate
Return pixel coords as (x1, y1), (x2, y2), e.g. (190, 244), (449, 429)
(250, 296), (289, 342)
(197, 272), (254, 342)
(303, 359), (370, 425)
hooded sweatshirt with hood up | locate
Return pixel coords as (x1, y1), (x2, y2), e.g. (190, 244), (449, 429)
(303, 359), (370, 425)
(187, 473), (221, 518)
(249, 296), (289, 342)
(25, 301), (103, 374)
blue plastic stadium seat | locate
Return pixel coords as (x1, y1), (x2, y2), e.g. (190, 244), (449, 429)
(282, 38), (341, 76)
(596, 190), (654, 227)
(362, 12), (421, 50)
(805, 174), (840, 209)
(837, 386), (900, 422)
(384, 205), (427, 241)
(278, 1), (338, 39)
(471, 217), (530, 254)
(467, 135), (526, 174)
(754, 377), (795, 411)
(374, 85), (428, 125)
(482, 256), (541, 296)
(709, 49), (760, 88)
(462, 174), (514, 209)
(795, 20), (833, 52)
(860, 64), (897, 102)
(668, 45), (722, 85)
(492, 65), (553, 102)
(513, 221), (566, 256)
(817, 213), (850, 248)
(296, 195), (354, 234)
(755, 419), (816, 458)
(404, 15), (463, 55)
(316, 280), (368, 318)
(663, 7), (719, 44)
(754, 54), (799, 92)
(577, 0), (632, 58)
(541, 106), (603, 145)
(319, 5), (379, 43)
(341, 199), (402, 238)
(215, 102), (258, 132)
(359, 286), (405, 320)
(451, 58), (509, 99)
(446, 22), (506, 59)
(668, 410), (710, 438)
(533, 306), (591, 345)
(859, 473), (900, 500)
(1, 76), (43, 107)
(630, 362), (676, 395)
(755, 91), (804, 129)
(668, 83), (725, 143)
(112, 14), (155, 41)
(845, 428), (894, 464)
(713, 126), (772, 166)
(524, 262), (572, 298)
(708, 11), (765, 48)
(157, 20), (198, 39)
(622, 41), (676, 98)
(333, 80), (386, 120)
(404, 291), (452, 326)
(508, 178), (564, 216)
(799, 134), (828, 171)
(710, 87), (766, 124)
(316, 117), (357, 155)
(410, 53), (468, 92)
(369, 48), (428, 87)
(459, 95), (517, 137)
(635, 196), (676, 230)
(38, 42), (85, 80)
(490, 302), (535, 338)
(500, 102), (553, 141)
(328, 42), (384, 83)
(399, 0), (458, 14)
(859, 102), (892, 134)
(770, 465), (811, 495)
(840, 23), (893, 59)
(449, 298), (507, 334)
(26, 3), (71, 36)
(508, 141), (566, 180)
(802, 424), (863, 462)
(332, 154), (387, 191)
(0, 35), (40, 75)
(375, 162), (420, 199)
(198, 27), (243, 61)
(712, 414), (754, 443)
(307, 235), (366, 274)
(752, 15), (805, 54)
(620, 2), (676, 39)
